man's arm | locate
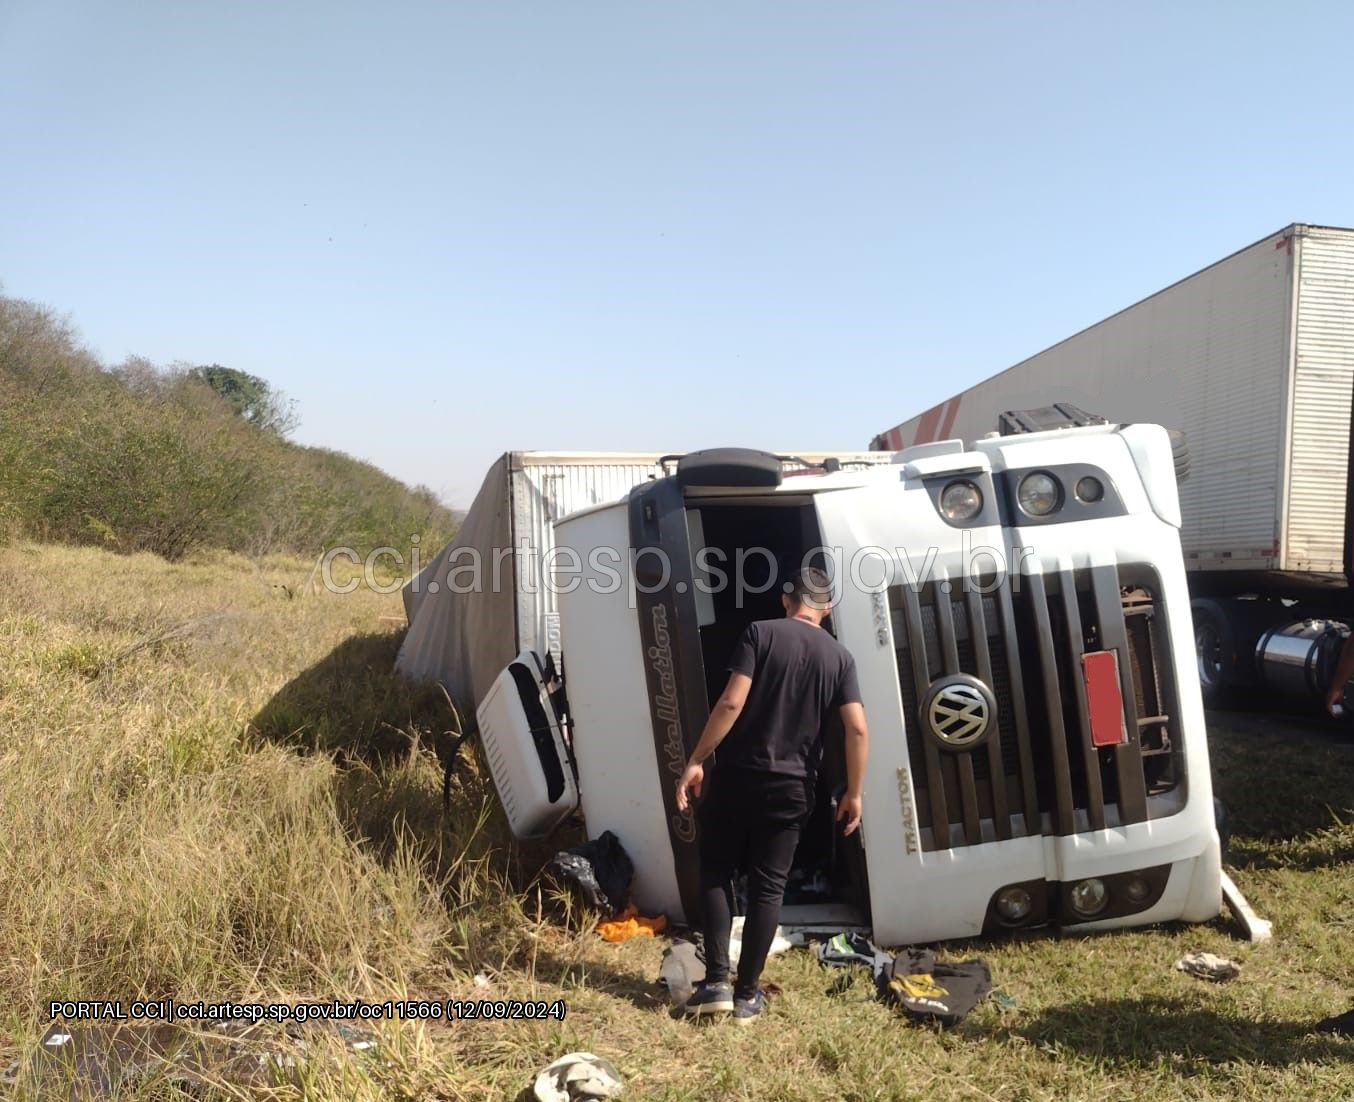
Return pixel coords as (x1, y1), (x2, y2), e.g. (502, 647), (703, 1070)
(674, 672), (752, 812)
(836, 701), (869, 836)
(1327, 634), (1354, 714)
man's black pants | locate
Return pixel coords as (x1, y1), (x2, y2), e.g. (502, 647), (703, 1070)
(698, 767), (812, 999)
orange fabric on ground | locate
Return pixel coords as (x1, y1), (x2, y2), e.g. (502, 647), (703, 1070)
(597, 904), (667, 942)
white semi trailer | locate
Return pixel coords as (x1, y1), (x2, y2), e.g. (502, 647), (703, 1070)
(872, 223), (1354, 709)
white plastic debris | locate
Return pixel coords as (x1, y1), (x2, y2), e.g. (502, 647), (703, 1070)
(1175, 950), (1241, 982)
(532, 1052), (623, 1102)
(729, 916), (793, 966)
(43, 1034), (71, 1048)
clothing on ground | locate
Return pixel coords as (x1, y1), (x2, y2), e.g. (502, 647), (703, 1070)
(882, 949), (992, 1026)
(816, 937), (993, 1027)
(815, 931), (893, 975)
(596, 904), (666, 943)
(1174, 950), (1240, 982)
(531, 1052), (624, 1102)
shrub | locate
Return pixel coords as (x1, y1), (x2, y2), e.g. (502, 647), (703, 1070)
(0, 289), (455, 560)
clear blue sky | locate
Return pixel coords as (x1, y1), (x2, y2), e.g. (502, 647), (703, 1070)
(3, 2), (1351, 506)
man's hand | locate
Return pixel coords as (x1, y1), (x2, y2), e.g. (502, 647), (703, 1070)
(674, 672), (750, 814)
(838, 701), (868, 837)
(836, 792), (863, 836)
(675, 761), (704, 813)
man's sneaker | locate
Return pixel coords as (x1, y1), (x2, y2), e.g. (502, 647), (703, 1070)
(683, 980), (734, 1016)
(733, 988), (765, 1025)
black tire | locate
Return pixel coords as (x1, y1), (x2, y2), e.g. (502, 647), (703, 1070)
(1192, 598), (1238, 708)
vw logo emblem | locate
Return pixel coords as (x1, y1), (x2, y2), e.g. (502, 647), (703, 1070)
(920, 675), (997, 751)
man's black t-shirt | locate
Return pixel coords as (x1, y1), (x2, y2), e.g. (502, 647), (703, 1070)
(715, 617), (862, 778)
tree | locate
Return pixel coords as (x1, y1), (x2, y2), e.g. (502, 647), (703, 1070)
(191, 364), (298, 436)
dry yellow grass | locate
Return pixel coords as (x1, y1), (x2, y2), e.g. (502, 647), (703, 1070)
(0, 542), (520, 1098)
(3, 541), (1354, 1100)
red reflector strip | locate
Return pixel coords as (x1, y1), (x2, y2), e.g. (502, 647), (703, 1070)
(1082, 650), (1127, 748)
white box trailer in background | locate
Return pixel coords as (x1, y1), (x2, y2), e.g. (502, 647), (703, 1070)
(871, 223), (1354, 707)
(397, 450), (893, 714)
(397, 453), (669, 710)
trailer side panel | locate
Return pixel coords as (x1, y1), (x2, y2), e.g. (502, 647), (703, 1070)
(874, 229), (1300, 572)
(1287, 227), (1354, 574)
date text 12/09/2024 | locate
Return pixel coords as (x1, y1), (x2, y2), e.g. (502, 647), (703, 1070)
(49, 1000), (568, 1024)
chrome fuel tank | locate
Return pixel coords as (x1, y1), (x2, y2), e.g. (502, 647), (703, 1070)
(1255, 620), (1349, 700)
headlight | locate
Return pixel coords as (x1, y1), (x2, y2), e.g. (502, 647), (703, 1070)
(1069, 877), (1108, 917)
(1017, 471), (1062, 517)
(1075, 475), (1104, 503)
(939, 480), (983, 522)
(995, 886), (1033, 923)
(1124, 876), (1151, 903)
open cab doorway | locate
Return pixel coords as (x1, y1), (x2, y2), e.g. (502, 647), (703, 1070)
(685, 494), (871, 929)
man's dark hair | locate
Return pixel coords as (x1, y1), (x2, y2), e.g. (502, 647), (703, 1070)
(787, 566), (834, 610)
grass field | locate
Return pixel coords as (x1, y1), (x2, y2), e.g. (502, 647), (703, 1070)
(2, 541), (1353, 1100)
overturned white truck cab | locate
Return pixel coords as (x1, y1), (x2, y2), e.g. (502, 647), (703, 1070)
(477, 425), (1222, 945)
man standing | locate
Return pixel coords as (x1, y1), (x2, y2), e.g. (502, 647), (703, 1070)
(674, 567), (869, 1024)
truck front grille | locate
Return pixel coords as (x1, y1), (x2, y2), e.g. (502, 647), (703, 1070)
(889, 564), (1179, 850)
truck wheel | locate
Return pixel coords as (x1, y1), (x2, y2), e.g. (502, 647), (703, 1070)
(1192, 599), (1237, 708)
